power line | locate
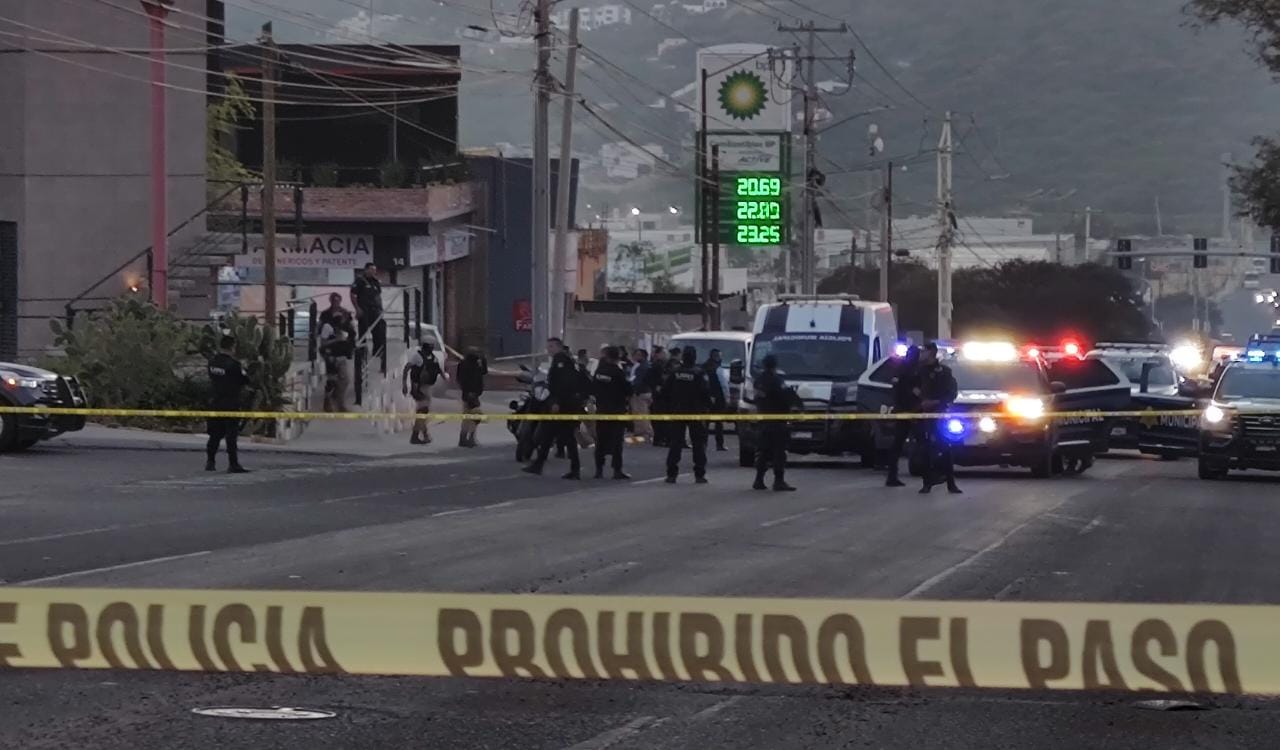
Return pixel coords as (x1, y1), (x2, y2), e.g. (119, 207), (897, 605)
(843, 26), (933, 113)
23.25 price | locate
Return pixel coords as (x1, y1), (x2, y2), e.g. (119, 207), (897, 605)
(736, 224), (781, 245)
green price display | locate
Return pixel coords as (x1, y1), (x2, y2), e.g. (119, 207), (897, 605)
(699, 170), (790, 247)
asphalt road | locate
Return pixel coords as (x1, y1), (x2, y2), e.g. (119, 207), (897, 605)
(2, 432), (1280, 748)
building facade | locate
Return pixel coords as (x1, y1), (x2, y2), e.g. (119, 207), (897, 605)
(0, 0), (211, 358)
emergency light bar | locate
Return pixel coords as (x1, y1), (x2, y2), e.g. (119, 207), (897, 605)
(960, 341), (1019, 362)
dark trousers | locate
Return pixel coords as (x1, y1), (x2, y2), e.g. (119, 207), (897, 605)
(666, 420), (708, 478)
(357, 316), (388, 374)
(754, 423), (788, 484)
(886, 420), (913, 479)
(594, 419), (625, 472)
(920, 421), (957, 486)
(710, 402), (727, 449)
(206, 417), (241, 466)
(534, 420), (580, 472)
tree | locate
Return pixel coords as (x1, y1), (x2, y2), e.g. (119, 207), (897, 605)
(1187, 0), (1280, 228)
(207, 74), (257, 196)
(615, 240), (653, 291)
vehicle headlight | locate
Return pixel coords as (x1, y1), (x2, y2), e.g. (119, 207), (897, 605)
(1202, 404), (1231, 430)
(978, 416), (998, 433)
(0, 371), (41, 390)
(1005, 396), (1046, 420)
(1170, 343), (1203, 372)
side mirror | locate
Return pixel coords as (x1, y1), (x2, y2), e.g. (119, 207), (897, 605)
(729, 359), (745, 385)
(1139, 362), (1155, 394)
(508, 400), (520, 410)
(1050, 381), (1067, 395)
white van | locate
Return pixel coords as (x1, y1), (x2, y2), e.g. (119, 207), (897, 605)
(736, 295), (896, 466)
(669, 331), (754, 410)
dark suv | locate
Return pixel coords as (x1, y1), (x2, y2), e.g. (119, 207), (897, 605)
(1198, 357), (1280, 479)
(0, 362), (87, 451)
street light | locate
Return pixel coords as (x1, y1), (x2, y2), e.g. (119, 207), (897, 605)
(668, 205), (680, 215)
(631, 207), (642, 241)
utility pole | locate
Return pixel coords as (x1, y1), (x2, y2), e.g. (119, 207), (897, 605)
(551, 8), (579, 340)
(699, 68), (710, 327)
(710, 145), (722, 328)
(1154, 195), (1163, 237)
(1083, 206), (1093, 264)
(936, 111), (954, 339)
(863, 170), (874, 270)
(777, 21), (848, 295)
(260, 22), (278, 331)
(531, 0), (552, 352)
(1222, 152), (1233, 242)
(880, 160), (892, 303)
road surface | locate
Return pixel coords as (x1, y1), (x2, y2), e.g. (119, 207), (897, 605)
(2, 434), (1279, 748)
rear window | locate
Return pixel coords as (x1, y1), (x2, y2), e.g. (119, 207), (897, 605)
(951, 361), (1044, 392)
(1047, 358), (1122, 389)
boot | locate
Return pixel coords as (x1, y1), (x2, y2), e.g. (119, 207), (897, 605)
(593, 465), (605, 480)
(946, 478), (963, 495)
(205, 458), (216, 472)
(773, 482), (797, 492)
(664, 475), (677, 484)
(752, 472), (768, 490)
(228, 464), (249, 474)
(612, 470), (631, 480)
(523, 462), (544, 476)
(562, 470), (581, 480)
(410, 431), (425, 445)
(886, 473), (906, 487)
(695, 475), (709, 485)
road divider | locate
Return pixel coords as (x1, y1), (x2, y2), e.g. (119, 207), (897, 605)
(0, 405), (1215, 422)
(0, 588), (1268, 694)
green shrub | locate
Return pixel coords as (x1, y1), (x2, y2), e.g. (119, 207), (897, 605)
(196, 312), (294, 436)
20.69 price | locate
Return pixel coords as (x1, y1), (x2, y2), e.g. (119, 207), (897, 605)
(736, 224), (781, 245)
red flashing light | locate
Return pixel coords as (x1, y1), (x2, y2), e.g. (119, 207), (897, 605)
(1062, 341), (1081, 358)
(1026, 346), (1041, 359)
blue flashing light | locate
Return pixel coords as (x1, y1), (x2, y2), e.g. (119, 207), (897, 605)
(1248, 349), (1267, 361)
(894, 342), (909, 358)
(945, 418), (966, 438)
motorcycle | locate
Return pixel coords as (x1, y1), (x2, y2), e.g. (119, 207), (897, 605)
(508, 364), (552, 462)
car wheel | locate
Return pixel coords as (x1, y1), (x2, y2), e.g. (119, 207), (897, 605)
(0, 413), (16, 452)
(1197, 457), (1228, 480)
(1031, 448), (1055, 478)
(738, 445), (756, 468)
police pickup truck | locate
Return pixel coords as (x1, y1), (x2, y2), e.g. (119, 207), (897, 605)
(1198, 349), (1280, 479)
(0, 362), (87, 451)
(735, 295), (896, 467)
(858, 341), (1129, 477)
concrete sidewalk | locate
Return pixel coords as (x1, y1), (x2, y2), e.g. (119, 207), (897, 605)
(52, 392), (520, 458)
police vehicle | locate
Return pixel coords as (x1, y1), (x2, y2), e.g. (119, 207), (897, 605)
(1085, 342), (1201, 458)
(858, 340), (1129, 477)
(1197, 346), (1280, 480)
(0, 362), (87, 452)
(735, 295), (896, 467)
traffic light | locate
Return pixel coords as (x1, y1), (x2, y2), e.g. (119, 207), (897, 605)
(1193, 237), (1208, 269)
(1115, 238), (1132, 270)
(1271, 235), (1280, 274)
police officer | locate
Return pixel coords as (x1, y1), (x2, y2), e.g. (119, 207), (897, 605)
(640, 346), (668, 446)
(752, 354), (798, 491)
(206, 335), (250, 473)
(524, 340), (583, 478)
(885, 345), (921, 487)
(592, 345), (632, 479)
(917, 342), (962, 495)
(702, 348), (728, 452)
(663, 348), (713, 484)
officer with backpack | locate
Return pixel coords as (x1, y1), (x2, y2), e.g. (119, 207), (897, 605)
(402, 341), (444, 445)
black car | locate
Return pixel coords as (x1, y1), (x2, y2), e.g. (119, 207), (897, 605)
(1198, 357), (1280, 479)
(1085, 343), (1200, 458)
(0, 362), (87, 451)
(858, 344), (1130, 477)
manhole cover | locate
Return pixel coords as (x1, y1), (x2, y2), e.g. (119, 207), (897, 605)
(192, 707), (337, 721)
(1132, 699), (1206, 712)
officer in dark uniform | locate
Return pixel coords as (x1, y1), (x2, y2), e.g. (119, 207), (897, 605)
(917, 342), (962, 494)
(752, 354), (798, 491)
(663, 348), (712, 483)
(702, 348), (728, 451)
(885, 345), (921, 487)
(206, 334), (250, 473)
(524, 344), (583, 478)
(592, 346), (632, 479)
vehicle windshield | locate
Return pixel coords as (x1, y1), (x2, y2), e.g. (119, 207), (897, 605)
(1103, 356), (1177, 387)
(951, 360), (1044, 392)
(751, 332), (868, 382)
(1216, 367), (1280, 401)
(671, 337), (747, 367)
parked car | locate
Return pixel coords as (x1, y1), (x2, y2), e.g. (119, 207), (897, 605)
(0, 362), (87, 451)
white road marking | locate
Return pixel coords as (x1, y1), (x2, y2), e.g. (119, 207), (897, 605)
(690, 696), (744, 720)
(759, 507), (829, 528)
(0, 525), (125, 547)
(430, 508), (474, 518)
(483, 501), (516, 510)
(901, 514), (1046, 600)
(319, 475), (520, 504)
(631, 474), (679, 485)
(1078, 515), (1104, 535)
(563, 716), (663, 750)
(18, 550), (212, 585)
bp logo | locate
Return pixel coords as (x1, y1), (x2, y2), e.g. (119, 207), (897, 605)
(718, 70), (768, 121)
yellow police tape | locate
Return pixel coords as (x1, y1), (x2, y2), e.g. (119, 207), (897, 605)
(0, 588), (1263, 694)
(0, 405), (1218, 422)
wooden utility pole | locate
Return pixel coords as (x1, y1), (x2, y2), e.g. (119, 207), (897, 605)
(710, 145), (722, 329)
(260, 23), (278, 331)
(531, 0), (552, 351)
